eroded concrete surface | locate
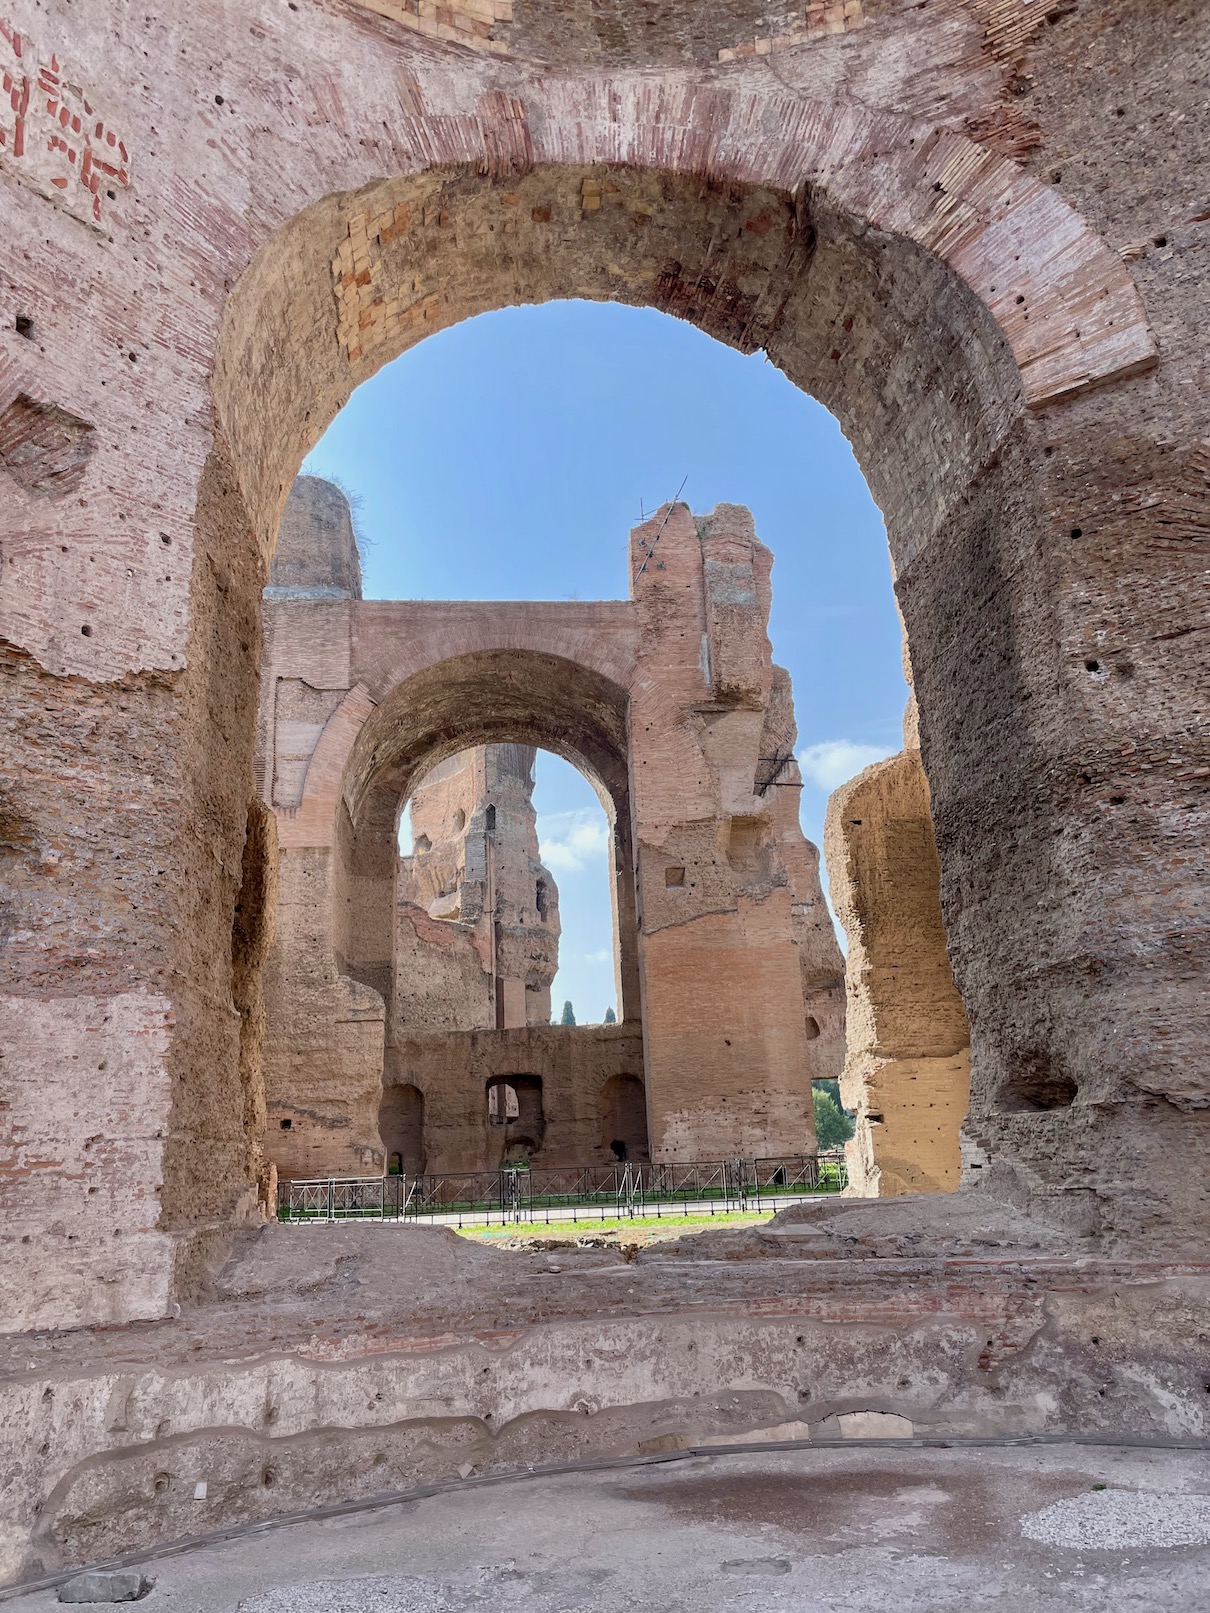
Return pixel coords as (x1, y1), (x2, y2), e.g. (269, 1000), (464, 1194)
(4, 1445), (1209, 1612)
(2, 1201), (1206, 1587)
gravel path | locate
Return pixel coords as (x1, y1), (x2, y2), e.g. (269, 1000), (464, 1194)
(1020, 1489), (1210, 1550)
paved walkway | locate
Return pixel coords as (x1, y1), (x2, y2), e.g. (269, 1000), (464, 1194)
(8, 1444), (1207, 1611)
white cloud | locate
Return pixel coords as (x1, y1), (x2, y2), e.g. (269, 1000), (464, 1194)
(798, 739), (896, 794)
(396, 801), (413, 856)
(538, 808), (610, 874)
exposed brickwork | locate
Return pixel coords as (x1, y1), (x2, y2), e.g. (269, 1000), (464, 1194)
(0, 19), (129, 226)
(354, 0), (513, 55)
(259, 484), (843, 1176)
(0, 390), (93, 497)
(717, 2), (865, 63)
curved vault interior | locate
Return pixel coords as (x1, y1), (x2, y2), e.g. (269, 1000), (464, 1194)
(334, 648), (639, 1027)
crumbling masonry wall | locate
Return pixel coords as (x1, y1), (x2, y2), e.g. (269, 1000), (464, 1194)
(258, 483), (844, 1176)
(0, 0), (1206, 1337)
(826, 748), (971, 1196)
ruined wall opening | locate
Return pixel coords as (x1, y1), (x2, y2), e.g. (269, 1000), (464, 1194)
(396, 743), (621, 1033)
(204, 131), (1168, 1247)
(222, 165), (998, 1209)
(375, 697), (639, 1176)
(486, 1075), (546, 1166)
(600, 1073), (650, 1164)
(380, 1083), (425, 1176)
(256, 643), (643, 1178)
(288, 281), (955, 1190)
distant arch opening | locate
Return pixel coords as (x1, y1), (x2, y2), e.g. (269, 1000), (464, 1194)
(379, 1083), (425, 1177)
(600, 1073), (649, 1165)
(487, 1074), (545, 1165)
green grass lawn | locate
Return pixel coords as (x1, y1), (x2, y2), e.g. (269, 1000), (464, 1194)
(457, 1208), (777, 1242)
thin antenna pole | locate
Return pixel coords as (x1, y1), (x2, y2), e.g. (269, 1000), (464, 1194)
(635, 475), (688, 577)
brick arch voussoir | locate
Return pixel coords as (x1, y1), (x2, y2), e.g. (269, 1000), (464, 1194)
(524, 82), (1156, 408)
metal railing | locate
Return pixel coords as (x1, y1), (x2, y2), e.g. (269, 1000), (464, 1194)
(276, 1154), (847, 1228)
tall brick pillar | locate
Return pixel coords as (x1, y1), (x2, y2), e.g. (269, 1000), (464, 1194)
(629, 504), (844, 1161)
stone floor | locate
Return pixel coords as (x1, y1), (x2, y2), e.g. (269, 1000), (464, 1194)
(6, 1445), (1208, 1612)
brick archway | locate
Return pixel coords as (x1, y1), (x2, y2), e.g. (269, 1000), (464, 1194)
(204, 130), (1177, 1248)
(0, 3), (1199, 1347)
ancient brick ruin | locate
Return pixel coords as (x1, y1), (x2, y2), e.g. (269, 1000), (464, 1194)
(827, 746), (971, 1196)
(259, 474), (843, 1179)
(0, 0), (1206, 1590)
(396, 744), (562, 1035)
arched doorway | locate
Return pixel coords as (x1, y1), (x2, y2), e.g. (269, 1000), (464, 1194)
(599, 1074), (650, 1165)
(180, 124), (1172, 1261)
(379, 1083), (425, 1177)
(0, 0), (1196, 1414)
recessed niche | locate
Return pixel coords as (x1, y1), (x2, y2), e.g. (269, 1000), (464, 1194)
(998, 1065), (1078, 1112)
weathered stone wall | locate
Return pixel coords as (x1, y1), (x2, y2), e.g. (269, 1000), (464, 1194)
(396, 743), (561, 1032)
(259, 490), (839, 1176)
(825, 748), (971, 1196)
(0, 0), (1205, 1337)
(385, 1021), (647, 1171)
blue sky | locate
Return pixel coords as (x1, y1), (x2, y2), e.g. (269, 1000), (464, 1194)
(305, 300), (906, 1020)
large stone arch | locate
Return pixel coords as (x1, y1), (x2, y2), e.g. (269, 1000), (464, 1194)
(263, 644), (641, 1177)
(200, 128), (1178, 1242)
(0, 2), (1201, 1345)
(339, 645), (636, 1016)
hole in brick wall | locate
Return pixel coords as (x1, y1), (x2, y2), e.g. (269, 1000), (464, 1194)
(279, 1117), (292, 1130)
(665, 865), (686, 886)
(1085, 658), (1101, 673)
(15, 314), (33, 339)
(80, 624), (92, 637)
(487, 1080), (520, 1124)
(805, 1015), (820, 1040)
(997, 1058), (1078, 1112)
(0, 393), (96, 499)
